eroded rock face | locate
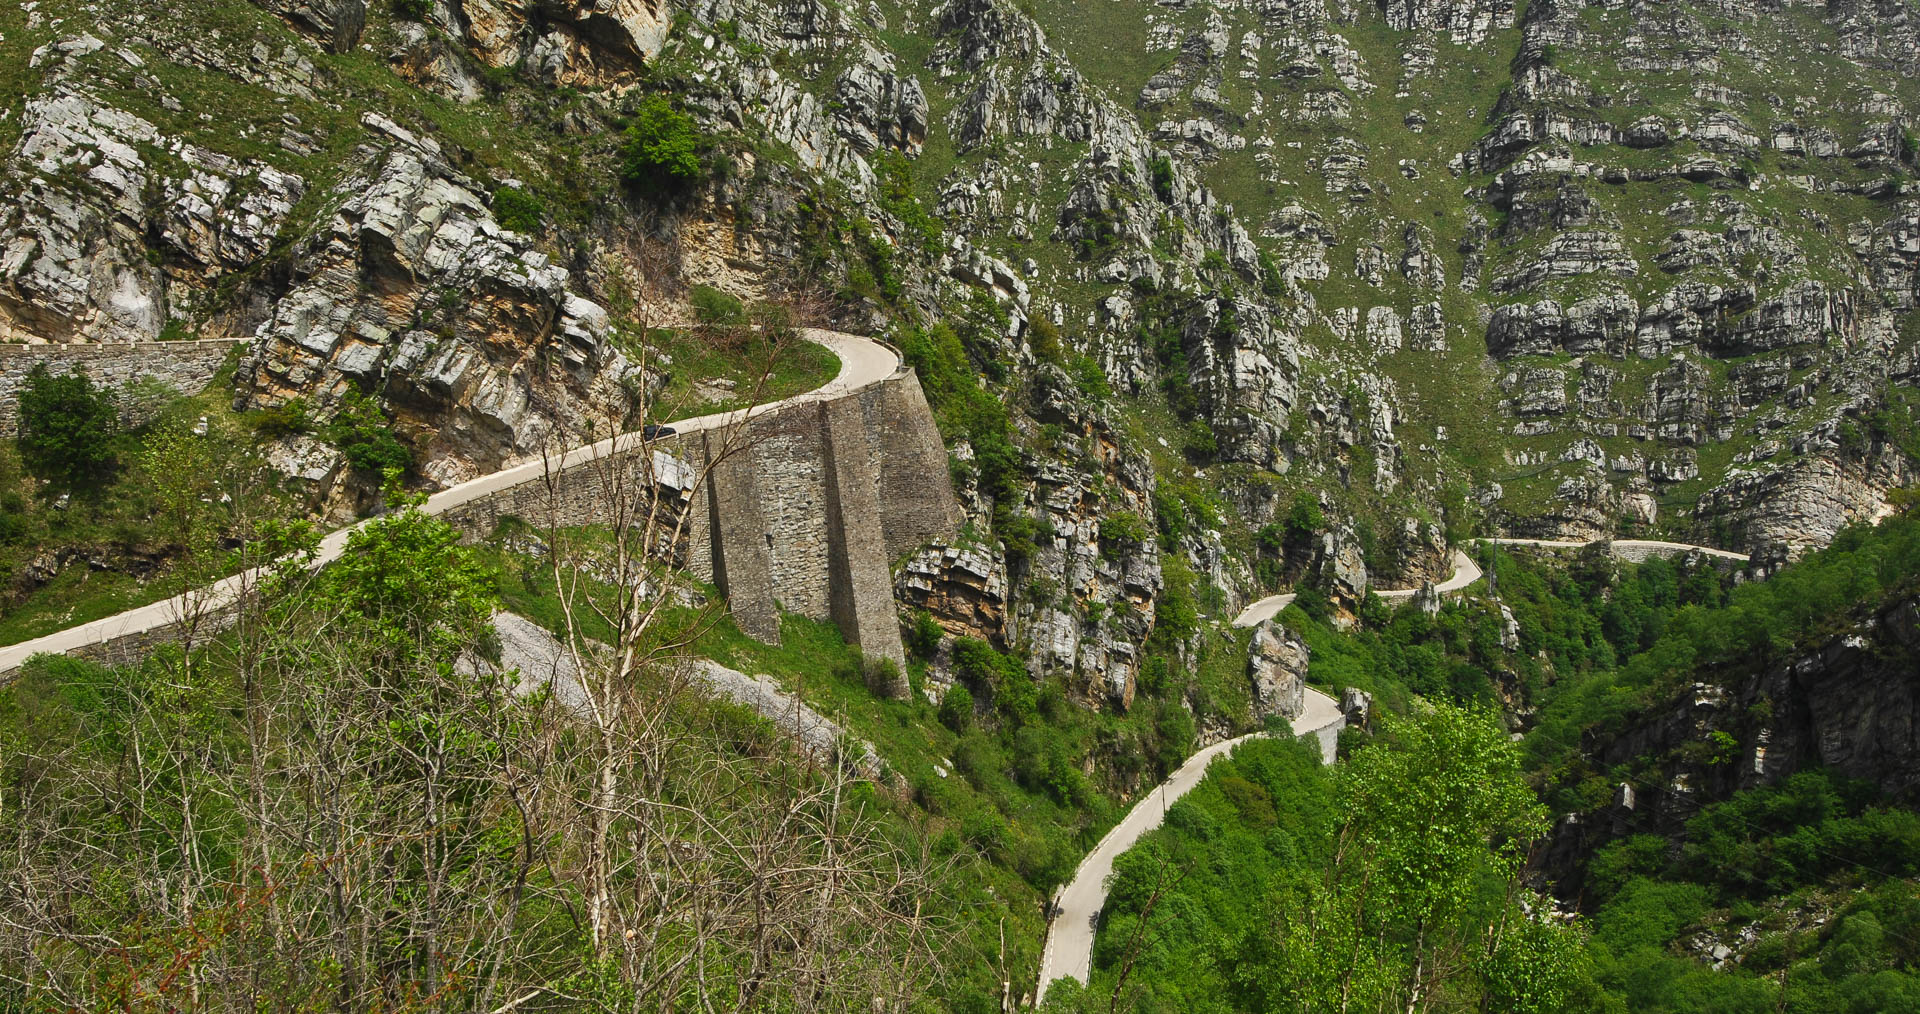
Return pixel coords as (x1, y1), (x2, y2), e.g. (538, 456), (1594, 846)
(1697, 452), (1915, 551)
(1010, 368), (1164, 708)
(0, 62), (304, 343)
(1311, 526), (1370, 623)
(1247, 620), (1309, 724)
(1546, 596), (1920, 896)
(456, 0), (669, 90)
(1182, 294), (1301, 472)
(237, 114), (638, 498)
(1382, 0), (1513, 45)
(250, 0), (366, 53)
(1373, 518), (1448, 588)
(895, 544), (1007, 646)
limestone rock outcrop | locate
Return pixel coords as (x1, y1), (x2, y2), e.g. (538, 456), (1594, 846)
(251, 0), (366, 53)
(0, 63), (303, 343)
(237, 114), (639, 497)
(1247, 621), (1309, 724)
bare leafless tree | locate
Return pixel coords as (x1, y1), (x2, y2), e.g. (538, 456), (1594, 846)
(0, 289), (944, 1012)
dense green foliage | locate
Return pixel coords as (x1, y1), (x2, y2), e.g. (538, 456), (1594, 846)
(1581, 771), (1920, 1012)
(1047, 703), (1596, 1013)
(327, 389), (413, 476)
(1523, 513), (1920, 778)
(490, 184), (545, 232)
(1055, 517), (1920, 1013)
(0, 508), (939, 1010)
(0, 364), (291, 648)
(619, 94), (705, 192)
(874, 149), (942, 251)
(16, 364), (118, 495)
(688, 283), (747, 326)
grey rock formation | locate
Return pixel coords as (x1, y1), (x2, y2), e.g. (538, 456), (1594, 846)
(1247, 621), (1309, 724)
(0, 73), (303, 343)
(1182, 295), (1301, 472)
(237, 114), (639, 498)
(1339, 686), (1373, 728)
(1311, 526), (1370, 619)
(251, 0), (366, 53)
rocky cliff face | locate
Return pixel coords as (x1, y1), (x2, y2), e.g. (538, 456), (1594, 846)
(1544, 593), (1920, 894)
(5, 0), (1919, 710)
(235, 113), (640, 498)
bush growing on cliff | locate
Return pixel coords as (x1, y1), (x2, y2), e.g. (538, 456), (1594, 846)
(873, 150), (942, 251)
(490, 185), (544, 233)
(689, 284), (747, 326)
(17, 364), (118, 495)
(620, 95), (706, 193)
(907, 609), (943, 660)
(328, 391), (413, 477)
(897, 320), (1022, 525)
(938, 685), (974, 733)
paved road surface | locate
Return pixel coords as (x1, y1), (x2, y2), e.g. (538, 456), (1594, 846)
(0, 330), (897, 675)
(1480, 537), (1750, 562)
(1231, 548), (1483, 628)
(1035, 686), (1343, 1002)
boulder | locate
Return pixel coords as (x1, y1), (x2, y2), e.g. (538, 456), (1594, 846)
(1247, 621), (1309, 723)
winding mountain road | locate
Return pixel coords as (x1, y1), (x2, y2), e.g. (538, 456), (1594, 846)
(1035, 686), (1344, 1004)
(1231, 548), (1484, 628)
(0, 330), (899, 676)
(1040, 533), (1751, 1000)
(8, 338), (1765, 1001)
(1038, 550), (1484, 1003)
(1479, 537), (1751, 563)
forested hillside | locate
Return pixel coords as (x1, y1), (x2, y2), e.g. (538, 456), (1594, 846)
(3, 0), (1920, 1008)
(1054, 512), (1920, 1013)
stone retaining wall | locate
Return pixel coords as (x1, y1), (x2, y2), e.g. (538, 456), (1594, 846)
(437, 367), (961, 667)
(0, 339), (244, 435)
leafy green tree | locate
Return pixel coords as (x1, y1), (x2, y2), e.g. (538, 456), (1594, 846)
(1240, 702), (1592, 1012)
(620, 95), (706, 192)
(320, 483), (494, 656)
(490, 185), (545, 232)
(16, 363), (118, 494)
(327, 391), (412, 476)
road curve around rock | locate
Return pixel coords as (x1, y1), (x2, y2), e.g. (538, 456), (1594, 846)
(1479, 537), (1751, 562)
(0, 330), (899, 676)
(1036, 687), (1343, 1002)
(1052, 535), (1745, 998)
(1231, 548), (1484, 628)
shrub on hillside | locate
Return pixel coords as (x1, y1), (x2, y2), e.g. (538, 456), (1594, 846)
(938, 685), (973, 733)
(620, 95), (706, 193)
(328, 391), (413, 477)
(907, 609), (943, 660)
(491, 186), (545, 233)
(17, 364), (118, 495)
(689, 284), (747, 326)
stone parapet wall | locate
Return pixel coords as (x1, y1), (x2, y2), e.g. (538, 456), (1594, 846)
(0, 339), (243, 435)
(1, 348), (961, 681)
(437, 367), (961, 664)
